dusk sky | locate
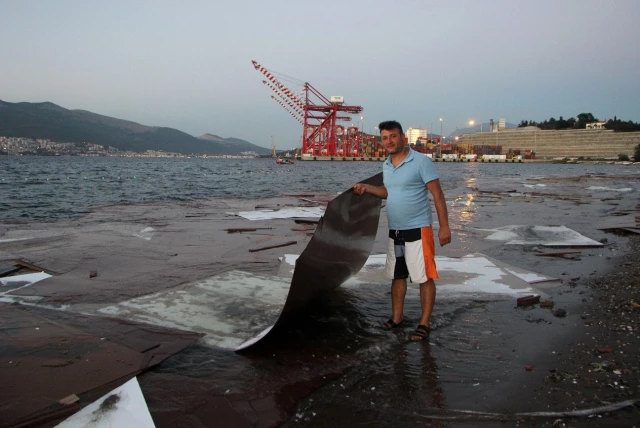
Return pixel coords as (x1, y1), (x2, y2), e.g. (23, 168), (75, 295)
(1, 0), (639, 149)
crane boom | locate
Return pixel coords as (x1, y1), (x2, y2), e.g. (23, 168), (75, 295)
(263, 80), (303, 115)
(270, 96), (303, 124)
(252, 60), (305, 110)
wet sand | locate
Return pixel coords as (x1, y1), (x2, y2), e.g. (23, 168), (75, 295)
(1, 169), (639, 427)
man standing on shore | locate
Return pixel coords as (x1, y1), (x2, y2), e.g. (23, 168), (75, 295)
(353, 120), (451, 341)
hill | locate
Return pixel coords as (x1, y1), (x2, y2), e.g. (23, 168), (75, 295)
(197, 134), (265, 154)
(0, 100), (270, 155)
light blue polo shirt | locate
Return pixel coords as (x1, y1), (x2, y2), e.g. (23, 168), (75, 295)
(383, 148), (439, 230)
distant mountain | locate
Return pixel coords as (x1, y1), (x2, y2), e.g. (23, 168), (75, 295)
(198, 134), (264, 153)
(0, 100), (270, 155)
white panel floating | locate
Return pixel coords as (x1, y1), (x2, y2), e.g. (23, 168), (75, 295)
(56, 377), (155, 428)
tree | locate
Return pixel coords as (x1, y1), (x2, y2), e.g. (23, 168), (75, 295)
(557, 116), (570, 129)
(634, 144), (640, 162)
(605, 118), (640, 132)
(576, 113), (597, 128)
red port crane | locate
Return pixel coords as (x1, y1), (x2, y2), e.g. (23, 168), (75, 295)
(252, 60), (365, 157)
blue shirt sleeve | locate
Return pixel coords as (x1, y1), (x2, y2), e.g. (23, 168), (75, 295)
(419, 156), (439, 184)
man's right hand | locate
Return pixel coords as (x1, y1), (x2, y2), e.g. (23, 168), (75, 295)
(352, 183), (388, 199)
(352, 183), (369, 195)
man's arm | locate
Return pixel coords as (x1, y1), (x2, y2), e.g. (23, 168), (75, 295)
(352, 183), (388, 199)
(426, 179), (451, 246)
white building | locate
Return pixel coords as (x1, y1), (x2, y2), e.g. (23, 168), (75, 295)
(498, 118), (507, 131)
(405, 127), (427, 144)
(586, 121), (607, 130)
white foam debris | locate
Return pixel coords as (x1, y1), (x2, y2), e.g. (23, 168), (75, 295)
(236, 326), (275, 351)
(98, 270), (288, 350)
(504, 269), (555, 284)
(56, 377), (155, 427)
(0, 272), (52, 304)
(133, 227), (155, 241)
(283, 254), (299, 266)
(0, 238), (33, 243)
(229, 206), (325, 220)
(284, 252), (547, 296)
(481, 225), (603, 247)
(0, 272), (51, 287)
(363, 254), (386, 267)
(586, 186), (633, 192)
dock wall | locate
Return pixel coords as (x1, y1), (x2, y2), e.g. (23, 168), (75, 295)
(457, 128), (640, 159)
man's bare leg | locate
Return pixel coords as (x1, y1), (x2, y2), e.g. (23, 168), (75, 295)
(410, 279), (436, 341)
(390, 278), (407, 324)
(418, 279), (436, 326)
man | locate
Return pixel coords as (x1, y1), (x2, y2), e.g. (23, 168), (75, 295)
(353, 120), (451, 341)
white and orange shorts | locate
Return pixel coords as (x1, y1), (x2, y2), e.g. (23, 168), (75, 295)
(385, 227), (439, 284)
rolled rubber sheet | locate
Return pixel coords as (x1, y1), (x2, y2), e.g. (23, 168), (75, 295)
(239, 172), (384, 349)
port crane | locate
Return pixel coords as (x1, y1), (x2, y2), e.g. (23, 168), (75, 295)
(252, 60), (368, 157)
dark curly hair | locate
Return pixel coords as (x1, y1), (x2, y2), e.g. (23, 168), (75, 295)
(378, 120), (403, 135)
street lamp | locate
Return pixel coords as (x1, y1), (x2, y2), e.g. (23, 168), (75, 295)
(439, 118), (443, 143)
(469, 119), (483, 133)
(360, 116), (364, 155)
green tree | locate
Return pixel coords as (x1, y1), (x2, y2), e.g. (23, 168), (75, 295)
(557, 116), (570, 129)
(576, 113), (597, 128)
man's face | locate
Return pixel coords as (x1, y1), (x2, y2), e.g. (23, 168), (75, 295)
(380, 128), (406, 155)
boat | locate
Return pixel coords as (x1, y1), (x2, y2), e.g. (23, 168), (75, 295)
(276, 158), (294, 165)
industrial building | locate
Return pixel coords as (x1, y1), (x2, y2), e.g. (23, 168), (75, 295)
(405, 128), (427, 145)
(457, 127), (639, 160)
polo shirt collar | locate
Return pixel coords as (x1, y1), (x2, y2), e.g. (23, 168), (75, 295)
(385, 147), (415, 168)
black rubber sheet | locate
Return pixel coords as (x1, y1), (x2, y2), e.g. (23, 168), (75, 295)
(238, 172), (383, 349)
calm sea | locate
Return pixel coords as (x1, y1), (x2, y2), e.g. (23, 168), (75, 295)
(0, 156), (637, 222)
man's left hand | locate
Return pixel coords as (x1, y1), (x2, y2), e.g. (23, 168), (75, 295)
(438, 225), (451, 247)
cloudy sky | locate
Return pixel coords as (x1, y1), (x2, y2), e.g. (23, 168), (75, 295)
(1, 0), (639, 149)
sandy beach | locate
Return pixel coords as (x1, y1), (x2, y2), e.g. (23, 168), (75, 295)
(1, 166), (639, 427)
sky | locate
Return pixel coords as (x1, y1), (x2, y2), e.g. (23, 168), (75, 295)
(1, 0), (639, 149)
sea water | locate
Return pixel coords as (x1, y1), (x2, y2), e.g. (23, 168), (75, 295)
(1, 155), (637, 222)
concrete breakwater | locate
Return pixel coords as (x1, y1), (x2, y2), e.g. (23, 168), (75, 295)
(457, 128), (640, 160)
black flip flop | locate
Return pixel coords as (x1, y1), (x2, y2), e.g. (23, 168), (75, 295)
(381, 318), (404, 330)
(409, 324), (430, 341)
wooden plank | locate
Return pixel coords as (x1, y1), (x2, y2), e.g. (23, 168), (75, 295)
(0, 263), (21, 277)
(248, 241), (297, 253)
(294, 219), (319, 225)
(225, 227), (273, 234)
(11, 259), (58, 275)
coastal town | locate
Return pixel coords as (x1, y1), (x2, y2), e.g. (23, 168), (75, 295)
(0, 136), (260, 158)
